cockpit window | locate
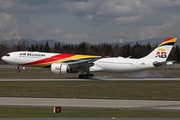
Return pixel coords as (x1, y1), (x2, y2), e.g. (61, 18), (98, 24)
(5, 54), (10, 57)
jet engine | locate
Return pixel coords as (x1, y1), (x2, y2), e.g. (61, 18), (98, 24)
(51, 63), (71, 74)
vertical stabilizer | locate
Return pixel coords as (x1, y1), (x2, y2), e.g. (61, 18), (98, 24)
(140, 38), (177, 62)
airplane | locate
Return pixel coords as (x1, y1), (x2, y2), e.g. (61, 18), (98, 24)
(89, 37), (177, 73)
(1, 37), (177, 78)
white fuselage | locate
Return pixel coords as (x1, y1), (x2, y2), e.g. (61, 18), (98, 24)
(90, 57), (155, 72)
(2, 51), (156, 73)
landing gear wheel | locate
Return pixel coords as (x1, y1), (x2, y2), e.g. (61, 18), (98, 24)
(89, 74), (94, 78)
(84, 74), (88, 79)
(16, 69), (20, 73)
(16, 66), (20, 73)
(79, 74), (84, 79)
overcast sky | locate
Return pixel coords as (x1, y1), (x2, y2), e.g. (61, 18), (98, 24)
(0, 0), (180, 44)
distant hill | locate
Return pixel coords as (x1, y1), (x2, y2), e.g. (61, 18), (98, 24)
(2, 37), (180, 47)
(114, 38), (180, 46)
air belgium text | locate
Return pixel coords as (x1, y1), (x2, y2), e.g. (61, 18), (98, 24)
(19, 52), (46, 57)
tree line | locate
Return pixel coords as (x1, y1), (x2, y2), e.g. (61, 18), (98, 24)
(0, 40), (180, 64)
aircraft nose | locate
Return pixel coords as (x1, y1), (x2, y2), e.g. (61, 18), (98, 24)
(1, 56), (8, 62)
(1, 56), (5, 61)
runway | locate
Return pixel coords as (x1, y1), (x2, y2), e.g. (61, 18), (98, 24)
(0, 78), (180, 81)
(0, 97), (180, 110)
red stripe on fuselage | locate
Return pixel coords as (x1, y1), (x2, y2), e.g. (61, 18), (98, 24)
(23, 53), (75, 65)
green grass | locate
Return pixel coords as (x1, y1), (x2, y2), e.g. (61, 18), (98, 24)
(0, 107), (180, 118)
(0, 81), (180, 100)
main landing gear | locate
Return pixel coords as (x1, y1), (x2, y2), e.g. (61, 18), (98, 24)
(16, 66), (20, 73)
(79, 73), (94, 79)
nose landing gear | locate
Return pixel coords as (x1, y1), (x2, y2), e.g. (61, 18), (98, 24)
(16, 66), (20, 73)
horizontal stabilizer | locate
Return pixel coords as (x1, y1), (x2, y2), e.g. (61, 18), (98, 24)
(153, 61), (174, 67)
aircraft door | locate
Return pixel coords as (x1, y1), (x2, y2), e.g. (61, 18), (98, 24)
(45, 57), (50, 62)
(13, 53), (18, 61)
(136, 61), (145, 67)
(136, 62), (141, 67)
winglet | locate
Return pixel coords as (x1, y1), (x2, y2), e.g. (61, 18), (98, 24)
(158, 38), (177, 47)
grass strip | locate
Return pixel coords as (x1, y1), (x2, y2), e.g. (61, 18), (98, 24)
(0, 81), (180, 100)
(0, 107), (180, 118)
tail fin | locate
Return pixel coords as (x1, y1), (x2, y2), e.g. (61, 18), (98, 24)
(141, 38), (177, 62)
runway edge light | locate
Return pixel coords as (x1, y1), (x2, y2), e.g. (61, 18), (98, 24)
(53, 106), (61, 113)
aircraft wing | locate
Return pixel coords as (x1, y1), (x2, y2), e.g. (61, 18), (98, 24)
(62, 54), (101, 68)
(153, 61), (174, 67)
(66, 58), (96, 71)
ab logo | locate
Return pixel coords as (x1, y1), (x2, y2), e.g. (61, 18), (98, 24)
(155, 47), (167, 58)
(155, 51), (167, 58)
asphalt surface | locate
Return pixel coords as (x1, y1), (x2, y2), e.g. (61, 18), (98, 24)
(0, 97), (180, 111)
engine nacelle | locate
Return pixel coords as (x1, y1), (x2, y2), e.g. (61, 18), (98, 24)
(51, 63), (70, 74)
